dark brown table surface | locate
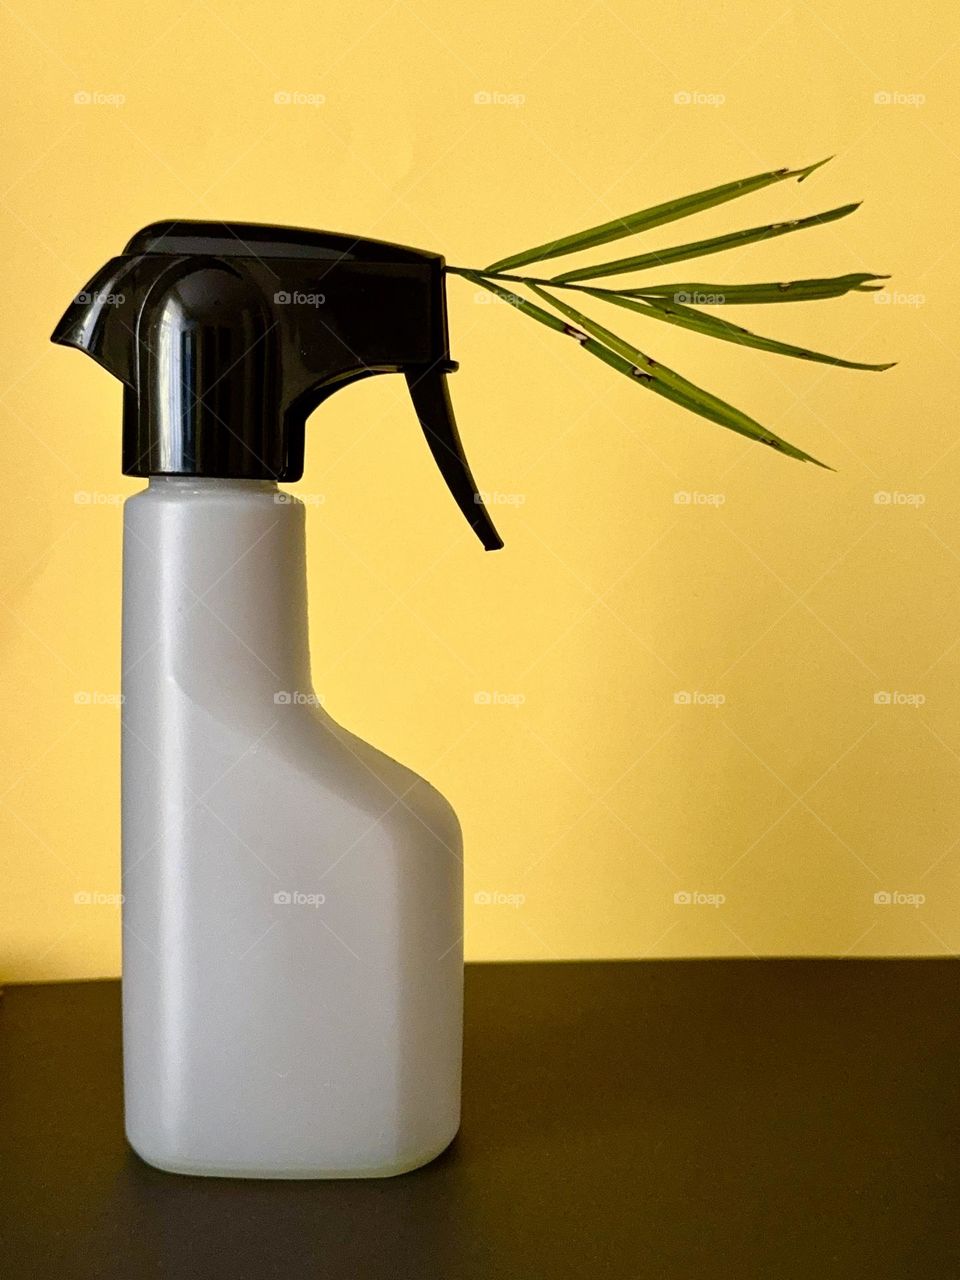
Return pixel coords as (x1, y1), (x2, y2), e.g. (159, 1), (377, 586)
(1, 960), (958, 1278)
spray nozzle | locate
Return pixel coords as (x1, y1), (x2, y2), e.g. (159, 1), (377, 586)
(51, 221), (503, 550)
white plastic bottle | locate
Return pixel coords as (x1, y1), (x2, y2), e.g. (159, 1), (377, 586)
(122, 478), (463, 1177)
(52, 220), (503, 1177)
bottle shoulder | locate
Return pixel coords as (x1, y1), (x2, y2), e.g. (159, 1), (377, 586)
(293, 708), (462, 844)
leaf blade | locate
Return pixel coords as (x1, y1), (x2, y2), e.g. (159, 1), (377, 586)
(483, 158), (832, 273)
(619, 273), (890, 304)
(551, 202), (861, 282)
(464, 271), (827, 465)
(525, 284), (829, 464)
(579, 288), (895, 371)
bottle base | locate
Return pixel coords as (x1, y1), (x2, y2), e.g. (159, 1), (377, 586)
(127, 1129), (458, 1180)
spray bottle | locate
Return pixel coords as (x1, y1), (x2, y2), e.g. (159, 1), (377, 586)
(53, 221), (502, 1178)
(53, 171), (881, 1177)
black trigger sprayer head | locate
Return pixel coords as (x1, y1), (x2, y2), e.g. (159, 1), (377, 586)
(50, 220), (503, 551)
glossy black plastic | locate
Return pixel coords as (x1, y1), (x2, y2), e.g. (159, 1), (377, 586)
(52, 221), (503, 550)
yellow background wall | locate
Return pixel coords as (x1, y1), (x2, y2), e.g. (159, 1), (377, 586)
(2, 0), (958, 980)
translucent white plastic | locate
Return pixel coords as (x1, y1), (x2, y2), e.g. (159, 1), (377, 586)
(121, 478), (463, 1178)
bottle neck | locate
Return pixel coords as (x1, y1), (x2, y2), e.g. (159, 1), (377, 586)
(125, 479), (314, 704)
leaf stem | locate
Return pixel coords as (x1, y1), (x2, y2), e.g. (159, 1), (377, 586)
(446, 265), (632, 300)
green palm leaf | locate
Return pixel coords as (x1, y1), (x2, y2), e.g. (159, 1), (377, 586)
(454, 160), (893, 469)
(577, 287), (895, 371)
(551, 202), (860, 283)
(463, 271), (826, 465)
(483, 158), (831, 274)
(620, 273), (889, 304)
